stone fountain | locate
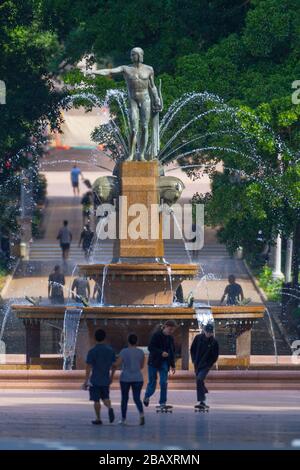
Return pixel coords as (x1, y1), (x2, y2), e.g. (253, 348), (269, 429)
(12, 47), (265, 370)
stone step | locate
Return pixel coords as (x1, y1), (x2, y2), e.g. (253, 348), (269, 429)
(29, 243), (230, 261)
(0, 369), (299, 390)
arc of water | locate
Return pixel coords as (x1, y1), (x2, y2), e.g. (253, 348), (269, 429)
(160, 92), (224, 136)
(62, 308), (83, 370)
(265, 308), (278, 365)
(0, 300), (14, 343)
(169, 209), (193, 265)
(166, 162), (299, 209)
(164, 145), (268, 174)
(166, 264), (173, 304)
(89, 215), (109, 263)
(106, 89), (131, 146)
(100, 265), (109, 306)
(160, 129), (241, 164)
(160, 108), (230, 161)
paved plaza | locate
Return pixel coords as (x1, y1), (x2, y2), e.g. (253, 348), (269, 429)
(0, 389), (299, 450)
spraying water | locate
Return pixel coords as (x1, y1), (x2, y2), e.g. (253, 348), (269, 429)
(62, 308), (83, 370)
(265, 308), (279, 364)
(100, 265), (109, 305)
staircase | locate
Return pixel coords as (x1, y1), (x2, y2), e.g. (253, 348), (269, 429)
(29, 240), (231, 264)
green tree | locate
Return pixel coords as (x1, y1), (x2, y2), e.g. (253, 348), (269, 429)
(0, 0), (63, 248)
(40, 0), (249, 72)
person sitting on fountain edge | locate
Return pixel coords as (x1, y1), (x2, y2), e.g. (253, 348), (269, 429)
(220, 274), (244, 306)
(83, 329), (117, 425)
(190, 322), (219, 410)
(143, 320), (177, 409)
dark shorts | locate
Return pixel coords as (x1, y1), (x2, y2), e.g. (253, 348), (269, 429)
(60, 243), (70, 252)
(72, 181), (79, 188)
(89, 385), (110, 402)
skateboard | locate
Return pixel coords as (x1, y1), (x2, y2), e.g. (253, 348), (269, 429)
(156, 405), (173, 414)
(194, 404), (209, 413)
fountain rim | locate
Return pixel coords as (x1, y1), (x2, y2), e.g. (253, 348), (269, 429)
(11, 304), (265, 320)
(78, 263), (199, 275)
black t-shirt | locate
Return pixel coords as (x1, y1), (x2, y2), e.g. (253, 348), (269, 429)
(224, 283), (242, 305)
(81, 230), (94, 249)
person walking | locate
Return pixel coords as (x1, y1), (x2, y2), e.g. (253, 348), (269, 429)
(220, 274), (244, 305)
(57, 220), (72, 263)
(190, 323), (219, 411)
(70, 164), (82, 196)
(83, 329), (116, 425)
(79, 224), (94, 261)
(48, 265), (65, 304)
(71, 275), (90, 303)
(143, 320), (177, 409)
(115, 334), (145, 425)
(81, 191), (93, 225)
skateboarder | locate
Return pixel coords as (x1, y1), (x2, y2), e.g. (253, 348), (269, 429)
(143, 320), (177, 410)
(83, 329), (117, 425)
(190, 323), (219, 411)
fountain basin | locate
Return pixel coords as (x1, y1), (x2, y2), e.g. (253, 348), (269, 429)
(12, 304), (265, 320)
(78, 263), (199, 305)
(11, 304), (265, 369)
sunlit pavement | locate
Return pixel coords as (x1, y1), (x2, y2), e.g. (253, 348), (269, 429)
(0, 389), (299, 450)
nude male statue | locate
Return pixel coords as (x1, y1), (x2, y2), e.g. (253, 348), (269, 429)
(86, 47), (162, 161)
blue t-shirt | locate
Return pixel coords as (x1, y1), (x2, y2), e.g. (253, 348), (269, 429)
(71, 167), (81, 184)
(86, 344), (116, 386)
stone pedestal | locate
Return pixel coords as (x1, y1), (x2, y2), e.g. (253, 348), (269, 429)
(116, 161), (164, 259)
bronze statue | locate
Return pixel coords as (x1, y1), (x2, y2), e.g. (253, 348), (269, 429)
(86, 47), (162, 161)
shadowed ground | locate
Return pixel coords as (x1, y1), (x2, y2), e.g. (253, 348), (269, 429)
(0, 389), (299, 450)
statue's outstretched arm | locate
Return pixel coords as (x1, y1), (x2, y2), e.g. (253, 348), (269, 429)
(86, 66), (124, 76)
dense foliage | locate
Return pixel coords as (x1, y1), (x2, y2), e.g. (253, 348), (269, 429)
(1, 0), (299, 286)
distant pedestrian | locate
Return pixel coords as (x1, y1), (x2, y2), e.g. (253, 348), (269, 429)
(57, 220), (72, 263)
(83, 329), (116, 425)
(81, 191), (93, 225)
(70, 164), (82, 196)
(220, 274), (244, 305)
(190, 323), (219, 411)
(79, 224), (94, 261)
(48, 265), (65, 304)
(174, 284), (184, 303)
(71, 275), (90, 303)
(115, 334), (145, 425)
(143, 320), (177, 409)
(93, 282), (102, 303)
